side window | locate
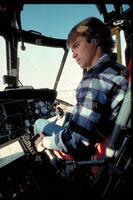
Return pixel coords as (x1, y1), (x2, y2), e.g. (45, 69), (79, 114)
(57, 50), (82, 105)
(112, 29), (126, 66)
(0, 36), (7, 91)
(120, 30), (126, 66)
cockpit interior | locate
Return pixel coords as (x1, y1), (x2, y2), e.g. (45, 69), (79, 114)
(0, 1), (132, 200)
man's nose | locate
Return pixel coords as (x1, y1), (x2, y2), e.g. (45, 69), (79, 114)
(72, 50), (77, 59)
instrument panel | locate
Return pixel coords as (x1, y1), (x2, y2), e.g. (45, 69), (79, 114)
(0, 87), (75, 200)
(0, 87), (59, 199)
(0, 87), (57, 145)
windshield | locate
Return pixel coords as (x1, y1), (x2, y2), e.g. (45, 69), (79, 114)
(18, 42), (64, 89)
(0, 4), (127, 105)
(21, 4), (103, 39)
(17, 4), (103, 104)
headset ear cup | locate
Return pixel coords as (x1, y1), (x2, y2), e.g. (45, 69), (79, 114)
(86, 31), (94, 43)
(86, 31), (101, 46)
(87, 31), (98, 44)
(91, 39), (98, 44)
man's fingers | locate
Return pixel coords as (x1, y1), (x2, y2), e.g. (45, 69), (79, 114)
(34, 133), (45, 152)
(39, 133), (45, 138)
(35, 140), (45, 152)
(34, 133), (45, 145)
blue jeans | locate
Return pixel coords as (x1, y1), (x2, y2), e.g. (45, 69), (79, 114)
(34, 119), (64, 136)
(34, 119), (91, 156)
(34, 118), (67, 151)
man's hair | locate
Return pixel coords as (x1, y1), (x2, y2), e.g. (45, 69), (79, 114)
(67, 17), (115, 53)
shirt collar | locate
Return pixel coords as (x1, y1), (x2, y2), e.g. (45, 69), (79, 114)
(83, 53), (117, 78)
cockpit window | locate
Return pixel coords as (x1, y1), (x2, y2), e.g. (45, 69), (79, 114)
(21, 4), (103, 39)
(57, 50), (82, 105)
(106, 4), (130, 13)
(0, 36), (7, 91)
(18, 42), (64, 89)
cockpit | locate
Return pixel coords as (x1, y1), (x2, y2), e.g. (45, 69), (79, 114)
(0, 2), (132, 200)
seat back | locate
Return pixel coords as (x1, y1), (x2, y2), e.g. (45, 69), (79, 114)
(91, 83), (131, 198)
(91, 83), (131, 175)
(108, 83), (131, 149)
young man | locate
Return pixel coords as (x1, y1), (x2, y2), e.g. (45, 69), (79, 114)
(34, 17), (128, 159)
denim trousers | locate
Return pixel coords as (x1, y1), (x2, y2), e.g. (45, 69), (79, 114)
(34, 118), (64, 136)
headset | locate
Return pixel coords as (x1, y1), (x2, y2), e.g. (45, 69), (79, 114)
(86, 31), (101, 46)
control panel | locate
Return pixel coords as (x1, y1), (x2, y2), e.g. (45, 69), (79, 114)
(0, 87), (57, 145)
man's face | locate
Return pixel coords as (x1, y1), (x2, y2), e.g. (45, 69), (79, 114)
(70, 36), (97, 69)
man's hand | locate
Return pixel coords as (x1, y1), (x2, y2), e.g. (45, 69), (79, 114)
(35, 133), (45, 152)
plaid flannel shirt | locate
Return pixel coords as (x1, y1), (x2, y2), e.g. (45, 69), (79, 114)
(52, 53), (128, 156)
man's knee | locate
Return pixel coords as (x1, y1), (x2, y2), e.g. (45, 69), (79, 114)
(34, 118), (48, 135)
